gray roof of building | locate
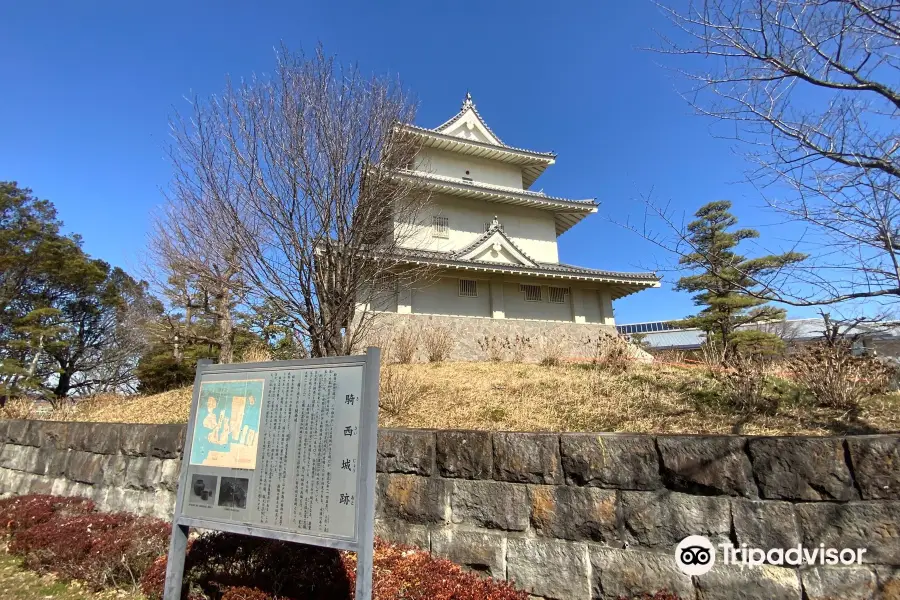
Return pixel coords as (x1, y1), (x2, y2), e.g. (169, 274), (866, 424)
(390, 241), (660, 299)
(618, 318), (900, 350)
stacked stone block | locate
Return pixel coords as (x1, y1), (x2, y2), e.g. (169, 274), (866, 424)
(1, 420), (898, 599)
(374, 430), (900, 600)
(0, 420), (183, 520)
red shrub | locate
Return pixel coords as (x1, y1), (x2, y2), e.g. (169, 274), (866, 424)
(141, 533), (528, 600)
(141, 532), (353, 600)
(11, 512), (131, 579)
(7, 508), (170, 590)
(221, 586), (277, 600)
(86, 515), (171, 588)
(140, 553), (171, 598)
(364, 540), (528, 600)
(0, 494), (94, 534)
(2, 495), (673, 600)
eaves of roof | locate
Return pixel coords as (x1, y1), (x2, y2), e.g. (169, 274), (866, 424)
(399, 125), (555, 189)
(395, 170), (594, 208)
(394, 170), (597, 236)
(390, 247), (660, 299)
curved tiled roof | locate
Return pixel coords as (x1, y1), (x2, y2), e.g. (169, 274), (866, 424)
(392, 246), (660, 287)
(402, 124), (556, 159)
(394, 170), (596, 207)
(433, 92), (506, 145)
(405, 93), (556, 160)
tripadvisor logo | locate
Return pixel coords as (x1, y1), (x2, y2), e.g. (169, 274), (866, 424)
(675, 535), (869, 575)
(675, 535), (716, 575)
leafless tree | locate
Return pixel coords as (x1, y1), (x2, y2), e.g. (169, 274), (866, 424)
(151, 184), (246, 364)
(646, 0), (900, 307)
(165, 45), (428, 358)
(71, 283), (158, 395)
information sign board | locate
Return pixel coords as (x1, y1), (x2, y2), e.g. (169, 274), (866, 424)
(163, 349), (380, 600)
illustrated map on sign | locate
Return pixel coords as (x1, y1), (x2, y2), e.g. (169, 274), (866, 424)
(190, 379), (264, 469)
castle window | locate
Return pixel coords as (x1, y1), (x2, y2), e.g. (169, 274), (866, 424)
(549, 286), (569, 304)
(432, 215), (449, 238)
(374, 273), (397, 293)
(520, 284), (542, 302)
(459, 279), (478, 297)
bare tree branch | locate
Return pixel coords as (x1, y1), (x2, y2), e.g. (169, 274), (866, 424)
(162, 45), (430, 357)
(644, 0), (900, 307)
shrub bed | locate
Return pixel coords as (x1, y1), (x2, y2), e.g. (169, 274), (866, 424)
(0, 494), (170, 590)
(0, 494), (95, 534)
(139, 532), (530, 600)
(0, 494), (681, 600)
(0, 494), (533, 600)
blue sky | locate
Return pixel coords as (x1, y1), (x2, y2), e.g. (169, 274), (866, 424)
(0, 0), (817, 323)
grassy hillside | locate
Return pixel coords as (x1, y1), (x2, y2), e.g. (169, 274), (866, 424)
(16, 362), (900, 436)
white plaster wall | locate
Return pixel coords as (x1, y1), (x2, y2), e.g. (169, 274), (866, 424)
(415, 148), (523, 189)
(502, 282), (573, 321)
(577, 287), (604, 324)
(369, 292), (398, 313)
(398, 195), (560, 263)
(363, 279), (616, 325)
(356, 283), (398, 313)
(411, 276), (491, 318)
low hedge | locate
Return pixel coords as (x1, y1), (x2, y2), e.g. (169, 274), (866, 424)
(140, 532), (530, 600)
(0, 494), (681, 600)
(1, 494), (170, 590)
(0, 494), (530, 599)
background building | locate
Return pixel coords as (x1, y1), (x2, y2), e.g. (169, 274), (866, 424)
(617, 318), (900, 358)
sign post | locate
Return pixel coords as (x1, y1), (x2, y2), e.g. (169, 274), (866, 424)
(163, 348), (381, 600)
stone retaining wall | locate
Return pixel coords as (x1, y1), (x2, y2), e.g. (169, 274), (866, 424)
(0, 420), (898, 600)
(364, 312), (618, 362)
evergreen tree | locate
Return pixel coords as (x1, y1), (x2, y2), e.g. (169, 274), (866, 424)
(675, 201), (806, 360)
(0, 182), (155, 403)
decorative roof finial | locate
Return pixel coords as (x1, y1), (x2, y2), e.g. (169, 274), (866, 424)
(462, 91), (474, 110)
(490, 215), (501, 230)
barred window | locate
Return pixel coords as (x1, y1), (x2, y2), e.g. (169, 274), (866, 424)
(374, 273), (397, 293)
(520, 284), (542, 302)
(549, 286), (569, 304)
(432, 215), (449, 238)
(458, 279), (478, 297)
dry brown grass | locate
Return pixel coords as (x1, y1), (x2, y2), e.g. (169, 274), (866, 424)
(55, 388), (194, 425)
(14, 362), (900, 435)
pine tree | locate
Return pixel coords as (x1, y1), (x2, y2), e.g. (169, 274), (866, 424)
(0, 182), (156, 403)
(675, 201), (806, 360)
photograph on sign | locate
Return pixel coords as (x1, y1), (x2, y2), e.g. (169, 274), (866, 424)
(188, 474), (217, 507)
(178, 364), (365, 542)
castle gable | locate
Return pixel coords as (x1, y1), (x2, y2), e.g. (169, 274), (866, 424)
(433, 92), (504, 146)
(454, 218), (539, 267)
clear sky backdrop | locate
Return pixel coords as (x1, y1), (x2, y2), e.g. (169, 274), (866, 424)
(1, 0), (822, 323)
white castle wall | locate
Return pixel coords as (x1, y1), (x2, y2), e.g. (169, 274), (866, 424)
(378, 276), (613, 324)
(398, 195), (561, 264)
(415, 147), (524, 189)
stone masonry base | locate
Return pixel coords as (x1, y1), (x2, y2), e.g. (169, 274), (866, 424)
(364, 312), (618, 362)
